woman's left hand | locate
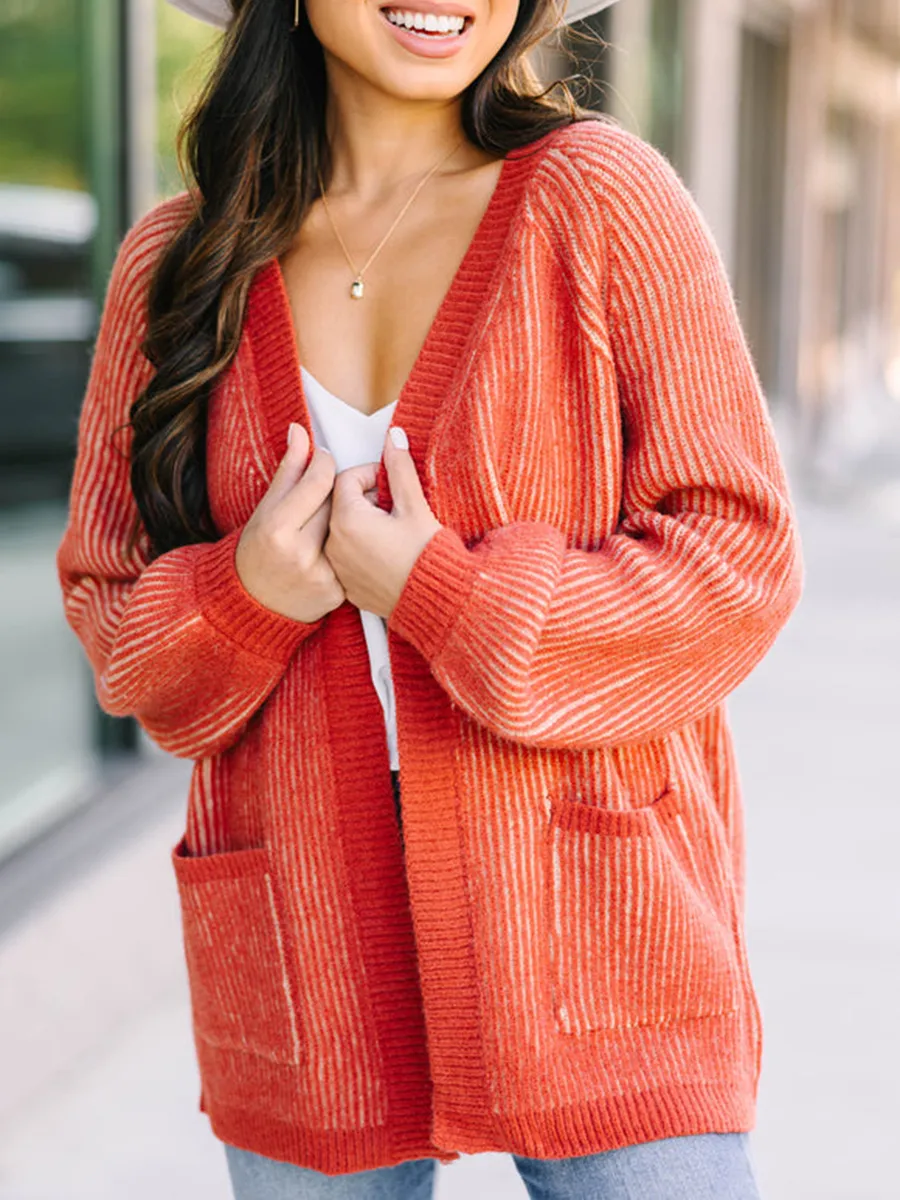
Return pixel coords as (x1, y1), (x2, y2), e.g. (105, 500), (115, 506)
(323, 427), (444, 621)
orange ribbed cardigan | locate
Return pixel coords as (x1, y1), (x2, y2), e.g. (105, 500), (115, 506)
(57, 119), (803, 1174)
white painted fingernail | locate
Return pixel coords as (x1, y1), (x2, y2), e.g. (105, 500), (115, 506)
(389, 426), (409, 451)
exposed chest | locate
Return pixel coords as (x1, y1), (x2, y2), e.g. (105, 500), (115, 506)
(277, 163), (504, 417)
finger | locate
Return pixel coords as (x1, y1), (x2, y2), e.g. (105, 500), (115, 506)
(259, 422), (311, 510)
(300, 491), (332, 549)
(382, 426), (427, 516)
(335, 462), (378, 499)
(276, 444), (337, 529)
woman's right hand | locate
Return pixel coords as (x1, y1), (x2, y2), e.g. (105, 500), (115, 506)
(235, 423), (346, 623)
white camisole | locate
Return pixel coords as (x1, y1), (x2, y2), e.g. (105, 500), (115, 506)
(300, 365), (400, 771)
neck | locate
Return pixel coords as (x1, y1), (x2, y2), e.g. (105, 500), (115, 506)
(322, 62), (474, 201)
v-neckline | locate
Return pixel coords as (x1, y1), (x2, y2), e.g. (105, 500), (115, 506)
(243, 131), (551, 500)
(301, 364), (398, 422)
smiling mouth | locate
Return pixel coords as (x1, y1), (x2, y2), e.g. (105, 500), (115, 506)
(380, 7), (473, 38)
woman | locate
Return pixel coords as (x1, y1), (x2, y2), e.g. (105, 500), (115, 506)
(56, 0), (803, 1196)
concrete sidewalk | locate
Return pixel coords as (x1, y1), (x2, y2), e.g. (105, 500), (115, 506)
(0, 499), (897, 1200)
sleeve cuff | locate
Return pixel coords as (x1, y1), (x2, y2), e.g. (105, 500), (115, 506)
(194, 527), (323, 663)
(387, 525), (478, 664)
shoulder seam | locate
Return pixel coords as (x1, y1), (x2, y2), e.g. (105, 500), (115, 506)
(106, 192), (194, 317)
(116, 192), (194, 276)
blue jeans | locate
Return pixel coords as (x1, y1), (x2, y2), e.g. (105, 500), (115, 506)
(224, 1131), (761, 1198)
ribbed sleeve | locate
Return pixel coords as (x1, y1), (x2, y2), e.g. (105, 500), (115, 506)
(388, 130), (803, 748)
(56, 198), (323, 760)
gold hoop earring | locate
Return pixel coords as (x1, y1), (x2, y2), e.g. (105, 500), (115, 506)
(293, 0), (299, 28)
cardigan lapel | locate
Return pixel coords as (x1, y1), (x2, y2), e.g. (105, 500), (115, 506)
(237, 135), (559, 1140)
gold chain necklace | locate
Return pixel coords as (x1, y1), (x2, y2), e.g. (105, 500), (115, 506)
(317, 140), (463, 300)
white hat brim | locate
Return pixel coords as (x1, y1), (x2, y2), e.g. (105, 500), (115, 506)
(165, 0), (230, 27)
(164, 0), (620, 31)
(563, 0), (620, 20)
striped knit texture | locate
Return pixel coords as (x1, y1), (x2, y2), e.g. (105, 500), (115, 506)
(57, 119), (803, 1174)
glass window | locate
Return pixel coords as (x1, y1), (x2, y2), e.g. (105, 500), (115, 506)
(0, 0), (98, 853)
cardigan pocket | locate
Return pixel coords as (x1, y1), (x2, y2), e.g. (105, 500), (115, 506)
(544, 783), (743, 1036)
(171, 835), (304, 1065)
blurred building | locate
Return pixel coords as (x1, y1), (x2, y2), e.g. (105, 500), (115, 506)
(570, 0), (900, 493)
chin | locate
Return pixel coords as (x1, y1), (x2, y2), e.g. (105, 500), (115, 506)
(306, 0), (520, 105)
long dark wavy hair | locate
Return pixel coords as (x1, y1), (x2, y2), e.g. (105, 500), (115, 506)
(129, 0), (598, 558)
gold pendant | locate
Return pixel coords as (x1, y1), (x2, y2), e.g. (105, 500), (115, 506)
(350, 278), (364, 300)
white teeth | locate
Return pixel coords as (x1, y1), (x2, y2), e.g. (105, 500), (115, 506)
(383, 9), (467, 35)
